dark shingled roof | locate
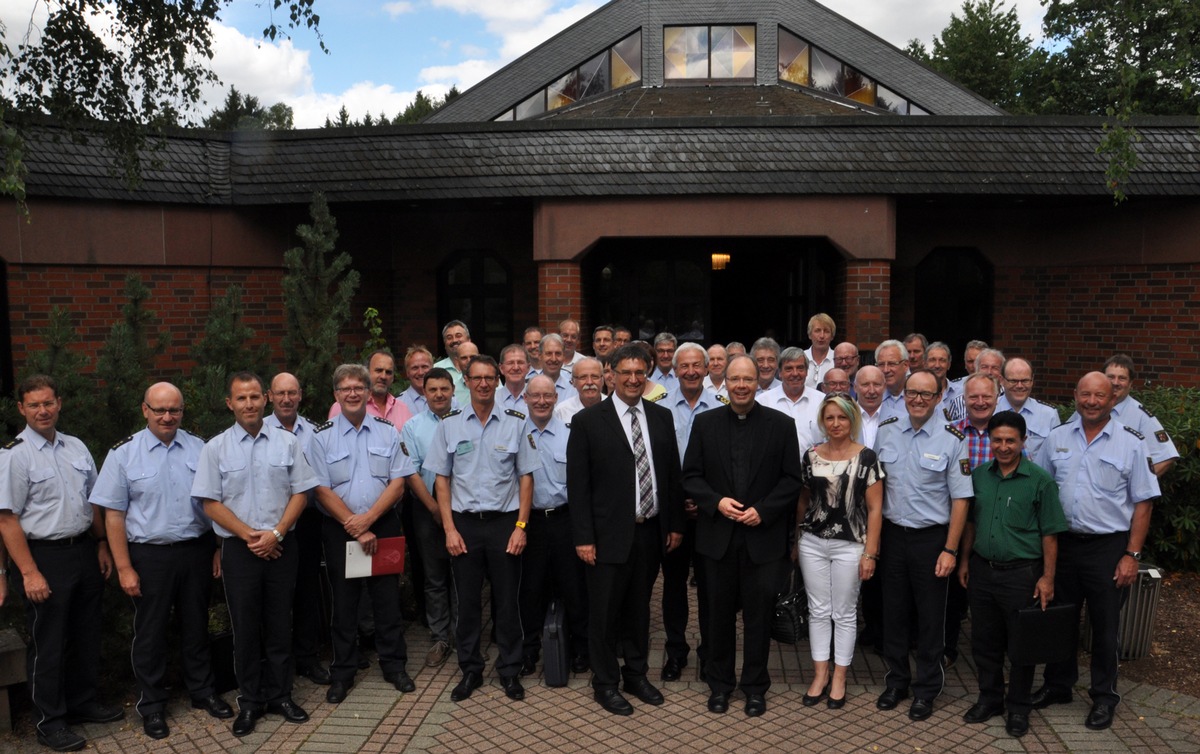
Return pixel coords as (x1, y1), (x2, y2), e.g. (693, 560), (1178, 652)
(19, 116), (1200, 206)
(426, 0), (1003, 123)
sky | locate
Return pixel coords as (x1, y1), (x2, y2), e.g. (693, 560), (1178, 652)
(0, 0), (1048, 129)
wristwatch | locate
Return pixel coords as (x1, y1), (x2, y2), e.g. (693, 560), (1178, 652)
(272, 528), (285, 543)
(1124, 550), (1142, 561)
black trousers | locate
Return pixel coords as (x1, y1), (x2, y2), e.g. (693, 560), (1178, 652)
(662, 518), (708, 666)
(587, 519), (661, 691)
(1043, 532), (1129, 706)
(23, 538), (104, 735)
(702, 530), (778, 696)
(321, 510), (408, 683)
(291, 506), (327, 668)
(450, 511), (524, 677)
(944, 576), (969, 661)
(128, 534), (217, 715)
(519, 506), (588, 660)
(880, 521), (948, 701)
(969, 555), (1041, 713)
(220, 536), (298, 710)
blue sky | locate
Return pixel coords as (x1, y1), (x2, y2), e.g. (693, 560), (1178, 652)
(0, 1), (1048, 128)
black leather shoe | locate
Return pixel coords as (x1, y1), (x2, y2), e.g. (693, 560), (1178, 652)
(1030, 685), (1073, 709)
(827, 693), (847, 710)
(266, 698), (309, 724)
(803, 682), (831, 707)
(623, 677), (664, 705)
(142, 712), (169, 740)
(520, 655), (538, 676)
(450, 671), (483, 702)
(876, 687), (909, 710)
(963, 701), (1005, 724)
(661, 657), (684, 682)
(297, 663), (332, 685)
(326, 681), (351, 704)
(191, 694), (234, 719)
(501, 675), (525, 700)
(571, 655), (590, 673)
(594, 688), (633, 716)
(908, 698), (934, 721)
(1085, 703), (1115, 730)
(707, 691), (730, 713)
(231, 708), (262, 737)
(357, 655), (371, 670)
(385, 671), (416, 693)
(1006, 711), (1030, 737)
(745, 693), (766, 717)
(36, 729), (86, 752)
(65, 702), (124, 724)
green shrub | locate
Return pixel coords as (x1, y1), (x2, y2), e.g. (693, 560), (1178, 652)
(1137, 386), (1200, 570)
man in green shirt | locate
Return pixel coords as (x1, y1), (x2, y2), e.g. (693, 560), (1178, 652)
(958, 410), (1067, 739)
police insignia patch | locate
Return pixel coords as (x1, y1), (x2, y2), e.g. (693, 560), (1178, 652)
(960, 459), (971, 476)
(400, 441), (409, 457)
(527, 433), (537, 450)
(1155, 430), (1169, 444)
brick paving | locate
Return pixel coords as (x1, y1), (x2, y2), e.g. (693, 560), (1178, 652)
(4, 578), (1198, 753)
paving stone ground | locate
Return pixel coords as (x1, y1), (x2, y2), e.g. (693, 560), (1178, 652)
(3, 577), (1197, 753)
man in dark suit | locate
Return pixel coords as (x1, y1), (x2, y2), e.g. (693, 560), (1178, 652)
(568, 344), (684, 716)
(682, 354), (804, 717)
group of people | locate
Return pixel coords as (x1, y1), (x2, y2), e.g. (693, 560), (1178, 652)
(0, 314), (1175, 750)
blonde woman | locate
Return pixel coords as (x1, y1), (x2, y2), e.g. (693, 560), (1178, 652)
(796, 394), (884, 708)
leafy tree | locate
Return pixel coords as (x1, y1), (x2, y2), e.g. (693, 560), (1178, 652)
(281, 192), (360, 417)
(204, 87), (294, 130)
(920, 0), (1034, 113)
(360, 307), (390, 362)
(94, 274), (170, 441)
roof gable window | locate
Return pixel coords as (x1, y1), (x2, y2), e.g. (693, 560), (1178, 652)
(495, 30), (642, 121)
(664, 25), (755, 81)
(778, 26), (927, 114)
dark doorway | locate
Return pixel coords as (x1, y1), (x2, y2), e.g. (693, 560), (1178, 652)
(913, 247), (993, 379)
(437, 250), (513, 358)
(583, 237), (841, 347)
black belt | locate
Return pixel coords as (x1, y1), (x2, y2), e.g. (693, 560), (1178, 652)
(1063, 531), (1125, 542)
(130, 535), (208, 548)
(27, 534), (93, 547)
(454, 510), (513, 521)
(533, 505), (569, 517)
(973, 554), (1040, 571)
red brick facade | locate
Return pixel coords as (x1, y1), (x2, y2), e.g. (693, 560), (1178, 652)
(840, 259), (891, 352)
(537, 261), (586, 334)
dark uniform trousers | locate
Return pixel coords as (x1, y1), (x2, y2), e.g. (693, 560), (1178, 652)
(519, 506), (588, 661)
(24, 537), (104, 735)
(1043, 532), (1129, 705)
(321, 509), (408, 683)
(451, 510), (524, 677)
(661, 518), (708, 667)
(881, 521), (949, 701)
(221, 536), (298, 710)
(587, 517), (661, 691)
(701, 528), (777, 696)
(128, 533), (218, 715)
(968, 554), (1042, 713)
(291, 506), (328, 669)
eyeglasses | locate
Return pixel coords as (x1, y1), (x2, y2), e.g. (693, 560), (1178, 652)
(1004, 378), (1033, 387)
(145, 404), (183, 416)
(468, 375), (497, 384)
(615, 370), (647, 379)
(903, 389), (938, 401)
(335, 386), (367, 395)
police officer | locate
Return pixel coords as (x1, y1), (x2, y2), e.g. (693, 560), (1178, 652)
(518, 375), (589, 676)
(1032, 371), (1160, 731)
(958, 410), (1067, 738)
(873, 369), (972, 722)
(191, 371), (318, 737)
(1103, 354), (1179, 476)
(0, 374), (123, 752)
(92, 382), (233, 740)
(424, 355), (539, 703)
(308, 364), (416, 705)
(996, 357), (1060, 459)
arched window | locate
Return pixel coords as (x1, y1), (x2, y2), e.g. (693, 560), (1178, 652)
(438, 251), (512, 358)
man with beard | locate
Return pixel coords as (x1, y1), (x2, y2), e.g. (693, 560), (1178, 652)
(555, 357), (604, 424)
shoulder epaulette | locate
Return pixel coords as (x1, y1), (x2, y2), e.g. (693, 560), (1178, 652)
(3, 437), (24, 450)
(1139, 404), (1155, 418)
(1123, 425), (1145, 441)
(945, 424), (966, 440)
(879, 416), (899, 427)
(313, 420), (334, 433)
(371, 416), (394, 427)
(505, 408), (526, 421)
(1034, 397), (1055, 408)
(716, 394), (730, 405)
(649, 393), (667, 402)
(110, 434), (135, 451)
(445, 408), (463, 418)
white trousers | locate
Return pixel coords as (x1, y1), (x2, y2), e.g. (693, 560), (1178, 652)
(798, 533), (864, 666)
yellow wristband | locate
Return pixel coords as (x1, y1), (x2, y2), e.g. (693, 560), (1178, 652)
(514, 520), (527, 530)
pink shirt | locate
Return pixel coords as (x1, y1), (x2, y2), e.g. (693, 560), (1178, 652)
(327, 392), (414, 427)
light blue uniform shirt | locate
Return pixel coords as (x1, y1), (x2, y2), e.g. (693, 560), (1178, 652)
(0, 426), (96, 540)
(665, 386), (724, 457)
(527, 417), (569, 510)
(1111, 395), (1180, 466)
(537, 371), (577, 402)
(875, 415), (973, 528)
(651, 368), (679, 394)
(401, 409), (442, 492)
(263, 413), (317, 456)
(399, 386), (427, 418)
(1034, 416), (1160, 534)
(191, 422), (318, 538)
(308, 414), (413, 515)
(423, 404), (541, 513)
(880, 389), (907, 422)
(995, 395), (1060, 459)
(90, 427), (209, 543)
(499, 387), (528, 415)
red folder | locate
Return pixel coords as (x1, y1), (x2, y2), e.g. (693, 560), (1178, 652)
(345, 536), (406, 578)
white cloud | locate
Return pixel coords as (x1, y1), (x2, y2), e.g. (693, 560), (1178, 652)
(418, 58), (498, 91)
(383, 1), (416, 18)
(817, 0), (1046, 49)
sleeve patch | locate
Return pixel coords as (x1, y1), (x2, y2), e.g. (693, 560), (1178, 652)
(505, 408), (526, 421)
(960, 459), (971, 476)
(1155, 430), (1169, 444)
(399, 441), (409, 457)
(945, 424), (966, 441)
(1122, 424), (1145, 441)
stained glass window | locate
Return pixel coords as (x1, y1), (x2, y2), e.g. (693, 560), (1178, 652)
(875, 85), (908, 114)
(515, 90), (545, 120)
(843, 66), (875, 105)
(548, 69), (582, 110)
(665, 25), (754, 80)
(777, 29), (810, 85)
(612, 31), (642, 87)
(580, 51), (610, 99)
(810, 46), (841, 95)
(710, 26), (756, 79)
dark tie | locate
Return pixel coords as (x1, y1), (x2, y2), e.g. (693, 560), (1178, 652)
(629, 406), (654, 518)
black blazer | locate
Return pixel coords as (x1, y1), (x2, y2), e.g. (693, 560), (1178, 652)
(567, 396), (683, 564)
(682, 404), (804, 564)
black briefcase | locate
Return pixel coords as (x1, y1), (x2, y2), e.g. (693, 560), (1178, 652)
(542, 600), (570, 687)
(1009, 601), (1077, 666)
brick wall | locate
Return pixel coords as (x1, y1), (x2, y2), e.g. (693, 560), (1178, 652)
(538, 261), (588, 344)
(840, 259), (891, 352)
(993, 263), (1200, 402)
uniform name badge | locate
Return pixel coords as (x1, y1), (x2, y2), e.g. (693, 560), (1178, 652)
(455, 440), (474, 456)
